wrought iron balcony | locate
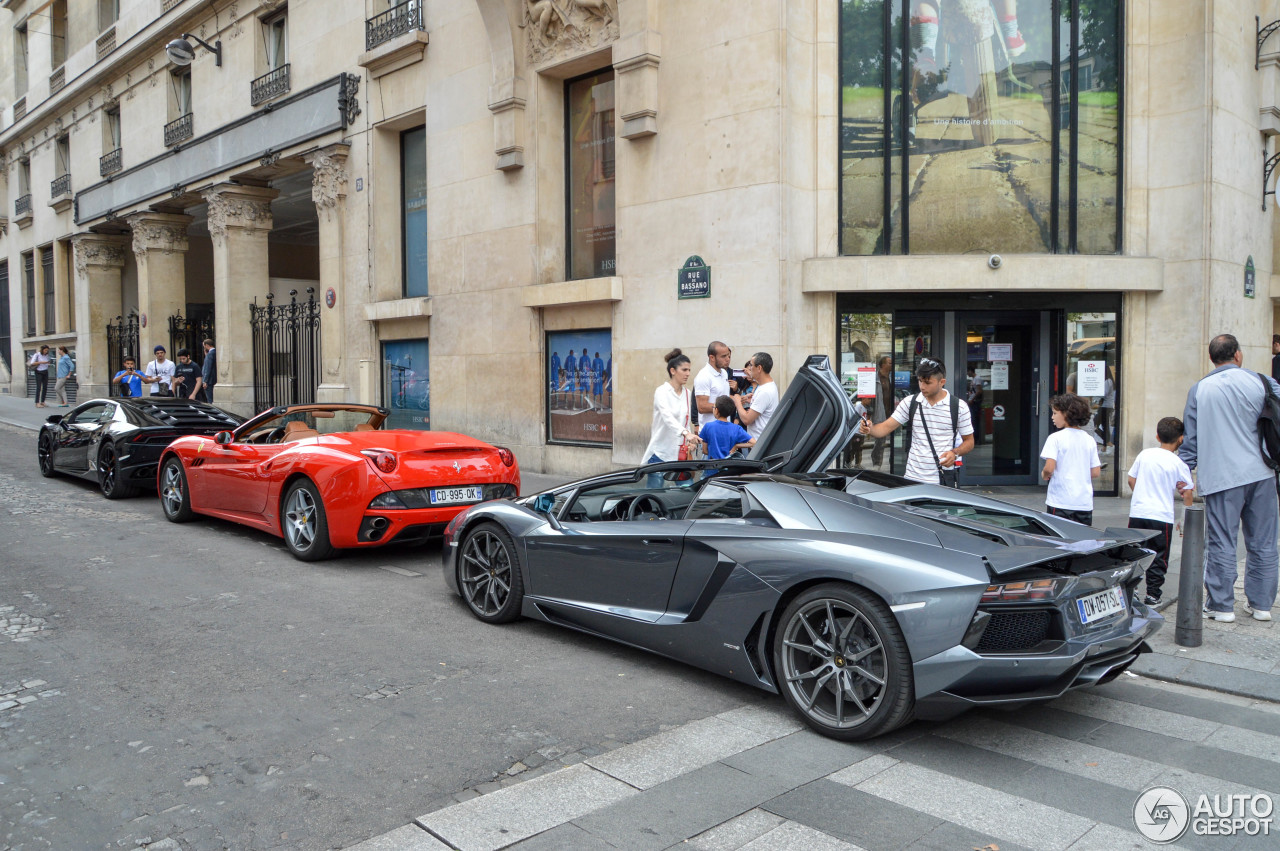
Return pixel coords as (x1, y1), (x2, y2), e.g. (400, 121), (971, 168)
(96, 26), (117, 61)
(100, 147), (122, 177)
(13, 97), (25, 121)
(366, 0), (423, 50)
(15, 194), (32, 216)
(251, 64), (291, 106)
(50, 66), (65, 94)
(164, 112), (193, 147)
(50, 173), (71, 197)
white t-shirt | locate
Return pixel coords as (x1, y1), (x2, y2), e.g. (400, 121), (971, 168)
(890, 391), (974, 484)
(693, 363), (731, 423)
(745, 381), (779, 439)
(641, 383), (693, 462)
(1127, 448), (1193, 524)
(145, 358), (176, 395)
(1040, 427), (1100, 511)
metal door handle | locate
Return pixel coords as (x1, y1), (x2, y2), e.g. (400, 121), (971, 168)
(643, 538), (673, 545)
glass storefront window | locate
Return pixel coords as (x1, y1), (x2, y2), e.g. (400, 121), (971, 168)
(839, 0), (1120, 255)
(547, 329), (613, 446)
(566, 70), (616, 280)
(836, 312), (897, 470)
(402, 127), (428, 297)
(1063, 311), (1117, 491)
(382, 339), (429, 431)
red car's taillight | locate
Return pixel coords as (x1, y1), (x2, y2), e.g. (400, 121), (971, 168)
(495, 446), (515, 467)
(361, 449), (398, 473)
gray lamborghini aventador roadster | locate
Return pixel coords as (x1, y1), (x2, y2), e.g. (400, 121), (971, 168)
(442, 355), (1161, 741)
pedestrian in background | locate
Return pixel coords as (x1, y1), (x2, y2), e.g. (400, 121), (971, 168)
(1040, 393), (1100, 525)
(1272, 334), (1280, 382)
(1180, 334), (1278, 622)
(860, 357), (973, 485)
(113, 356), (143, 398)
(1128, 416), (1195, 606)
(202, 339), (217, 403)
(171, 348), (204, 401)
(870, 355), (894, 467)
(144, 345), (176, 396)
(28, 345), (52, 408)
(54, 346), (74, 407)
(734, 352), (779, 439)
(641, 349), (696, 488)
(694, 341), (736, 425)
(1096, 366), (1116, 450)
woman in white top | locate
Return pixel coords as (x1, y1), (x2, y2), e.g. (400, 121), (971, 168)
(642, 349), (696, 488)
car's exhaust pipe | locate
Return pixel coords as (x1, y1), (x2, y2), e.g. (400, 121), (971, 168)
(363, 516), (391, 542)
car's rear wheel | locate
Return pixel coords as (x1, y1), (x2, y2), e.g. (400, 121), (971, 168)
(37, 434), (57, 478)
(98, 444), (138, 499)
(773, 583), (913, 741)
(159, 457), (195, 522)
(458, 522), (524, 623)
(282, 479), (336, 561)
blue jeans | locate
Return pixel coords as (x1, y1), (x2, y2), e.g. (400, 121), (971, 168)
(1204, 479), (1279, 613)
(645, 454), (664, 490)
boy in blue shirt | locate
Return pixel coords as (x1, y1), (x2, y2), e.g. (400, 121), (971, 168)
(112, 357), (143, 398)
(699, 396), (755, 475)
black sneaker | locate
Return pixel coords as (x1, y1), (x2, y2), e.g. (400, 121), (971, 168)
(1143, 595), (1160, 606)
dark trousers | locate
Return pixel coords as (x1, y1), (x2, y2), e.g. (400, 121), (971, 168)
(1129, 516), (1173, 600)
(33, 370), (48, 404)
(1048, 505), (1093, 526)
(1096, 408), (1111, 446)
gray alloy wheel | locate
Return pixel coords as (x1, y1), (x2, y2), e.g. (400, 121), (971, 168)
(98, 444), (138, 499)
(37, 433), (57, 478)
(159, 457), (195, 522)
(773, 583), (914, 741)
(458, 522), (524, 624)
(282, 479), (335, 561)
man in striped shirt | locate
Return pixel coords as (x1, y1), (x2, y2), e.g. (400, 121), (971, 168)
(859, 357), (974, 484)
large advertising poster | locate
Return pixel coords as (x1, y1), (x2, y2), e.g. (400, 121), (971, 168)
(382, 339), (429, 431)
(547, 329), (612, 446)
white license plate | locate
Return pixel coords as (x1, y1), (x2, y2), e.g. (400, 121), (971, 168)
(430, 486), (484, 505)
(1076, 586), (1127, 624)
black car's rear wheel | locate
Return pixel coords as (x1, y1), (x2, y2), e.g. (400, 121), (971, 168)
(773, 583), (913, 741)
(282, 479), (336, 561)
(38, 434), (57, 478)
(98, 444), (138, 499)
(159, 457), (195, 522)
(458, 522), (524, 623)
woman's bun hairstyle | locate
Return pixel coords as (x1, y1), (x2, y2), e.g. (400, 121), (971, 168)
(663, 348), (683, 363)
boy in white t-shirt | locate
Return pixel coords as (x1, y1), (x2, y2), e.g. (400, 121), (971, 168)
(1040, 393), (1101, 525)
(1128, 416), (1195, 606)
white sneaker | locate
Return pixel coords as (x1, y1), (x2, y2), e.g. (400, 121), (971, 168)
(1203, 608), (1236, 623)
(1244, 605), (1272, 622)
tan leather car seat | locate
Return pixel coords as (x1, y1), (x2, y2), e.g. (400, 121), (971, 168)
(282, 420), (320, 442)
(354, 423), (375, 431)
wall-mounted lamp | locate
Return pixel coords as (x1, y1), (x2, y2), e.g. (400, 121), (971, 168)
(165, 34), (222, 67)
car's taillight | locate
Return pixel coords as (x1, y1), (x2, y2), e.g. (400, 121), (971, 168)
(495, 446), (515, 467)
(361, 449), (398, 473)
(981, 578), (1060, 603)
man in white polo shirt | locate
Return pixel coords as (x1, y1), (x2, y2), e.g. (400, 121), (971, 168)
(859, 356), (974, 484)
(694, 340), (737, 427)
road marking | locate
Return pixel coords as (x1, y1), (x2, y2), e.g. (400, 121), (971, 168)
(378, 565), (422, 577)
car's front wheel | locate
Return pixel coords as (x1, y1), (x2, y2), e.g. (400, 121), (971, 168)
(98, 444), (138, 499)
(159, 457), (194, 522)
(37, 433), (57, 478)
(282, 479), (336, 561)
(773, 583), (913, 741)
(457, 522), (524, 623)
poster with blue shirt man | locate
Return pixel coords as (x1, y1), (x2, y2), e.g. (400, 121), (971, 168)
(547, 329), (612, 445)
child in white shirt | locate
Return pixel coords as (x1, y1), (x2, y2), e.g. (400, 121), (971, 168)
(1127, 416), (1195, 606)
(1040, 393), (1101, 525)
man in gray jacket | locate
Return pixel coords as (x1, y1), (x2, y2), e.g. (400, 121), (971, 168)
(1180, 334), (1278, 622)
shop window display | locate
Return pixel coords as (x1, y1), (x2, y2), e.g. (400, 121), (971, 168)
(383, 339), (429, 431)
(547, 329), (612, 446)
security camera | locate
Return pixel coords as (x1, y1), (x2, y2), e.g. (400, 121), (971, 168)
(987, 254), (1003, 270)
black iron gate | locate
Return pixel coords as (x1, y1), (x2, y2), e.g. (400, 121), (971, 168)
(168, 308), (215, 362)
(106, 312), (140, 397)
(250, 289), (320, 412)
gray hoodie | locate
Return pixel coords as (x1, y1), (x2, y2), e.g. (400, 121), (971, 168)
(1179, 364), (1280, 495)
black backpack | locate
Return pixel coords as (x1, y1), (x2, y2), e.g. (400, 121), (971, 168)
(1257, 373), (1280, 472)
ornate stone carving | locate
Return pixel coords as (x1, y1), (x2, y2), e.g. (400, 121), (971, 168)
(72, 236), (128, 276)
(309, 151), (349, 218)
(204, 190), (274, 246)
(129, 216), (191, 259)
(522, 0), (618, 65)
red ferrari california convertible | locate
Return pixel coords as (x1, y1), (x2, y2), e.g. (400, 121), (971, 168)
(156, 403), (520, 560)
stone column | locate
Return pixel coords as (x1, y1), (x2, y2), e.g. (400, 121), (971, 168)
(127, 212), (193, 354)
(71, 234), (127, 399)
(204, 183), (277, 416)
(305, 144), (350, 403)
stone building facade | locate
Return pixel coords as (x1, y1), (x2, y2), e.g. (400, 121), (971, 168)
(1, 0), (1277, 492)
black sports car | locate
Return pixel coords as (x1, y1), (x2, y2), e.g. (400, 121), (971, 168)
(443, 355), (1162, 741)
(37, 397), (244, 499)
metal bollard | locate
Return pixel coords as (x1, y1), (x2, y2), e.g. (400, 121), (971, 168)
(1175, 505), (1206, 647)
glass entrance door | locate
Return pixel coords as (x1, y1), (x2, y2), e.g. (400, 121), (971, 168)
(959, 312), (1041, 485)
(888, 313), (944, 478)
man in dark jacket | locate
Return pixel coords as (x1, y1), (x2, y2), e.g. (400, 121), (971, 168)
(201, 339), (217, 403)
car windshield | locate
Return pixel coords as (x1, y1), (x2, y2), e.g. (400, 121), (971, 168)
(238, 406), (384, 444)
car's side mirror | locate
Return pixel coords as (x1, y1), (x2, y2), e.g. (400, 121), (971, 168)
(45, 414), (63, 425)
(214, 431), (234, 445)
(533, 493), (555, 514)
